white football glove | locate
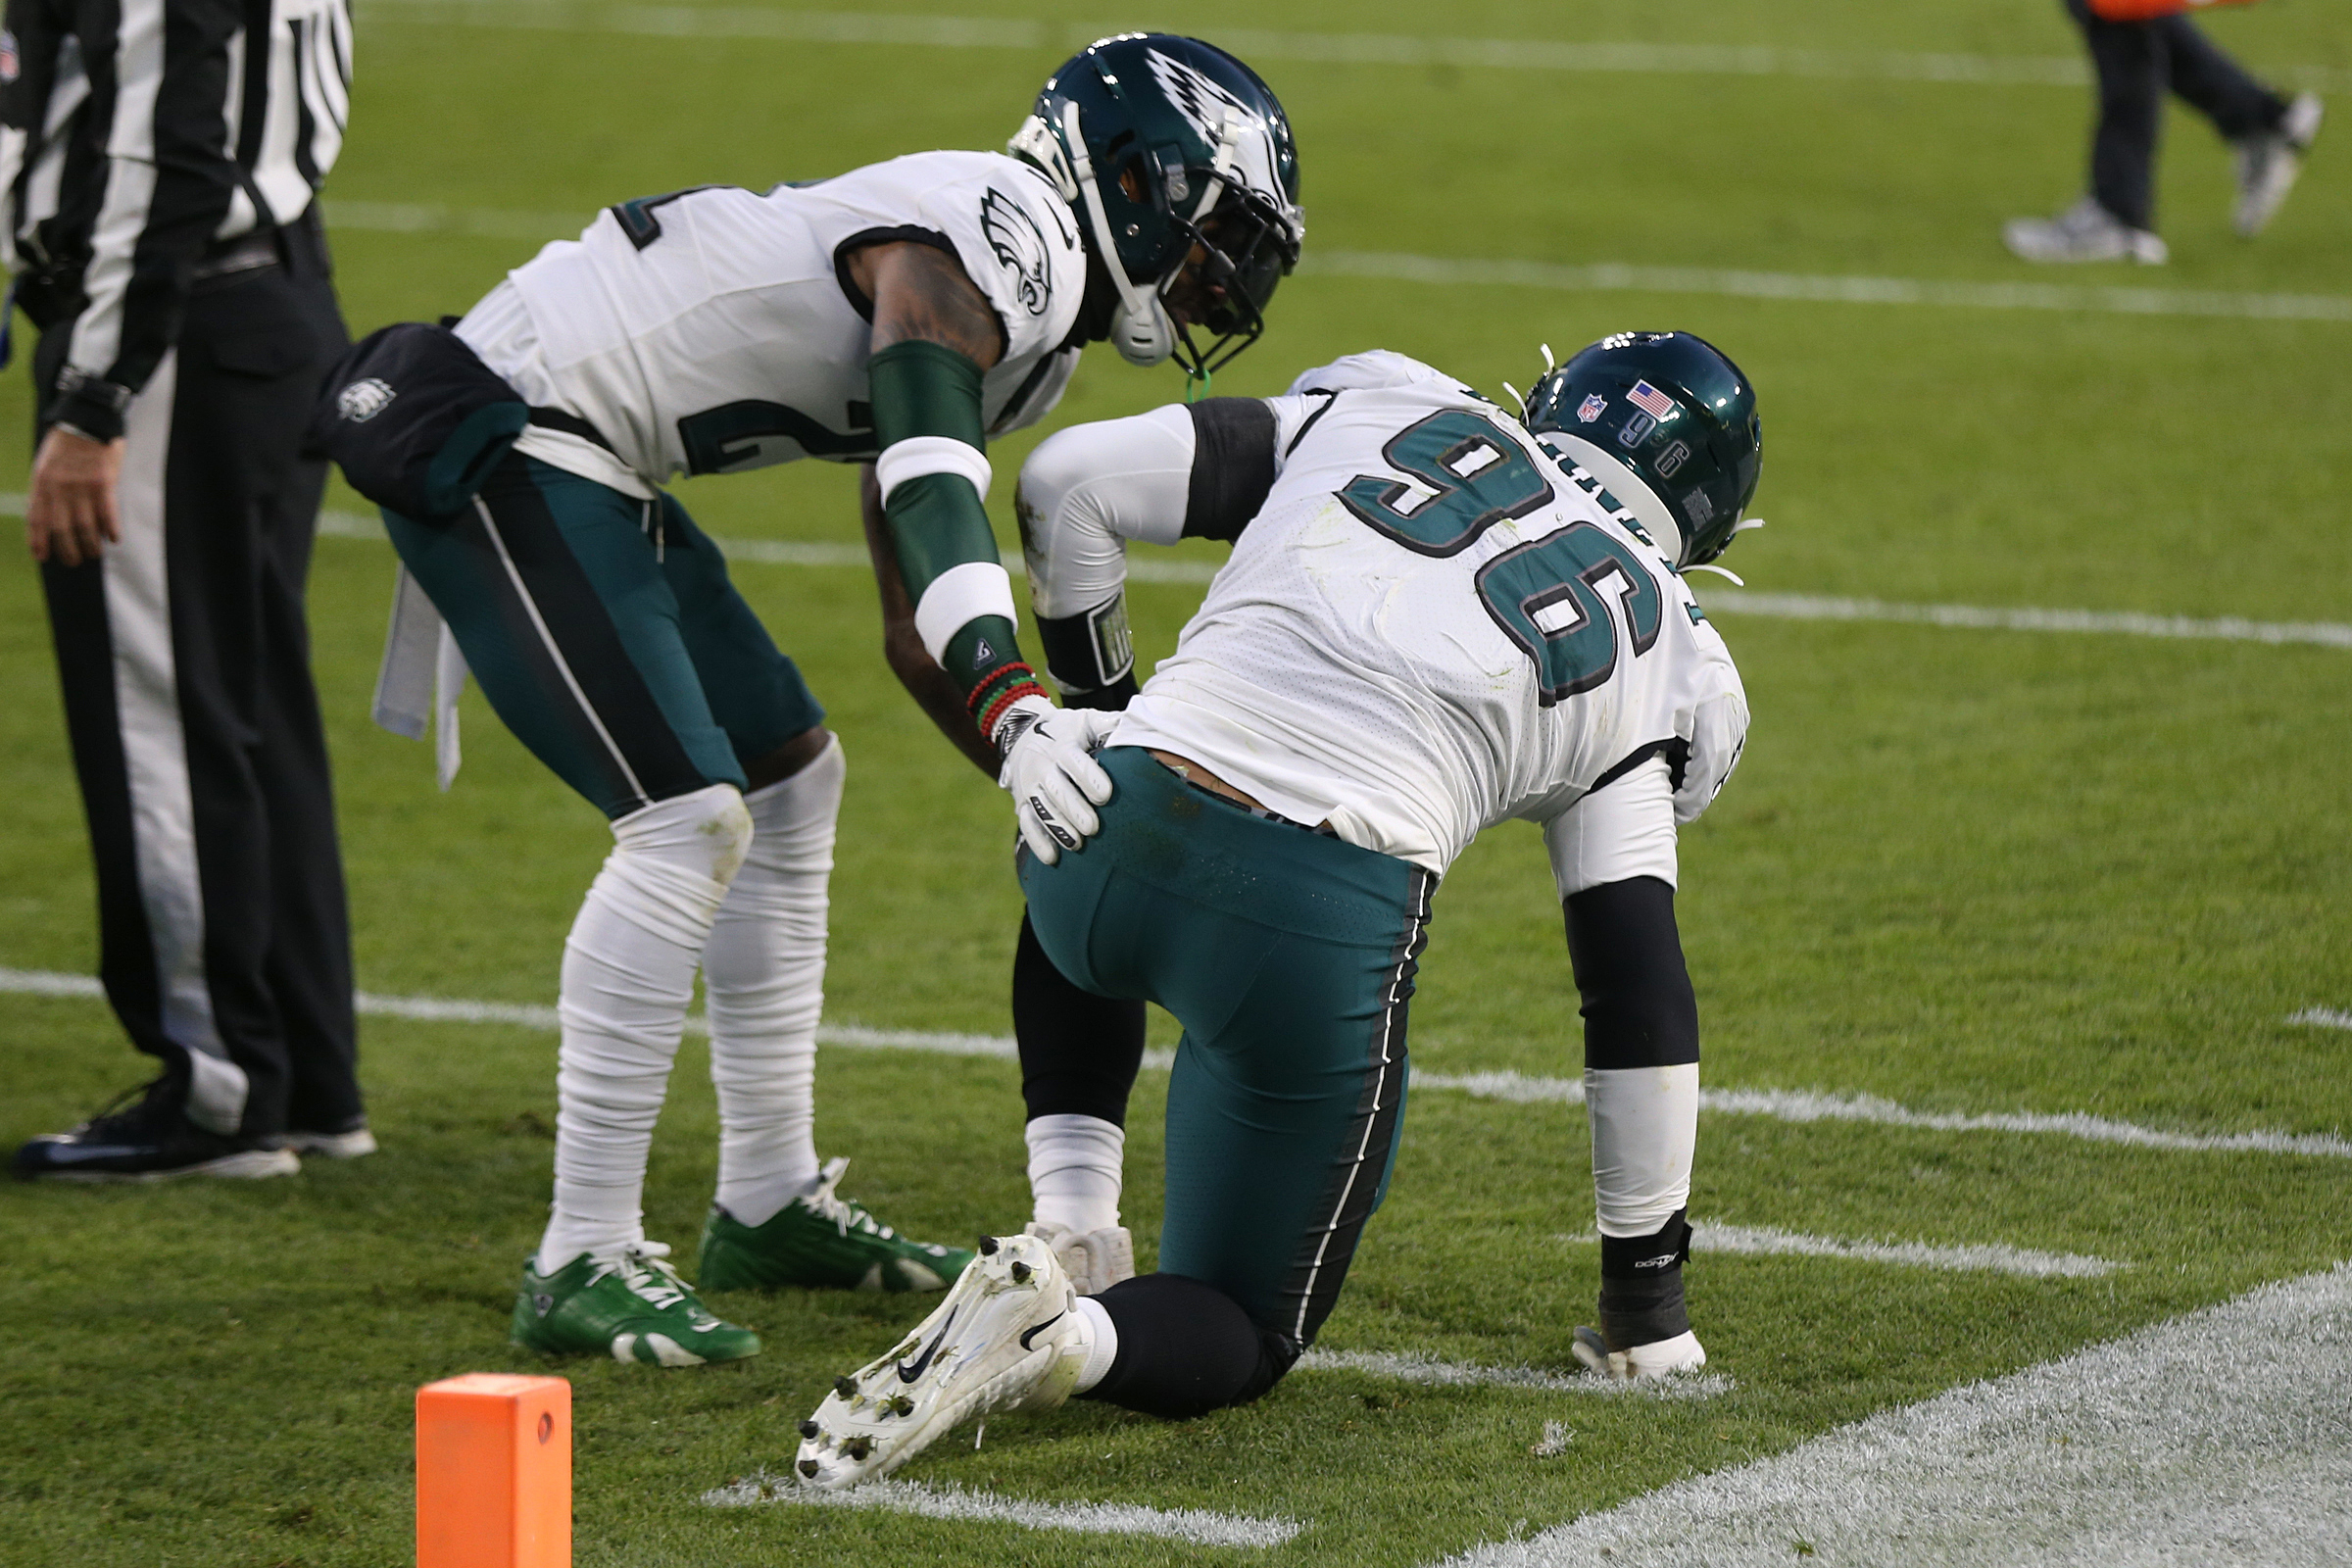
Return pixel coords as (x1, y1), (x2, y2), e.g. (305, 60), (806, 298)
(994, 695), (1120, 864)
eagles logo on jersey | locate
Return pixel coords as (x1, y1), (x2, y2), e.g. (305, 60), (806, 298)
(981, 187), (1054, 318)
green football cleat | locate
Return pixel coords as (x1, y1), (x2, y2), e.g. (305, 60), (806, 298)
(697, 1157), (975, 1294)
(512, 1242), (760, 1366)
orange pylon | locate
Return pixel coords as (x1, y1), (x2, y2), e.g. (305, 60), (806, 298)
(416, 1373), (571, 1568)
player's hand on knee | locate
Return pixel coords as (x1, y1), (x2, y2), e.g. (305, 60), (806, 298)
(995, 697), (1118, 864)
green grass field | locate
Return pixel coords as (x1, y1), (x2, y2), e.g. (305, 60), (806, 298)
(2, 1), (2349, 1562)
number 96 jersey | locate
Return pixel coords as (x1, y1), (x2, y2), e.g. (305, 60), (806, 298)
(1111, 360), (1748, 874)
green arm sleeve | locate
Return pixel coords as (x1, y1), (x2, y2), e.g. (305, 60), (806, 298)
(868, 339), (1045, 743)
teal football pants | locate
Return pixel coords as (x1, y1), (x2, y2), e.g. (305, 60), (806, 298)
(382, 454), (823, 818)
(1019, 747), (1435, 1347)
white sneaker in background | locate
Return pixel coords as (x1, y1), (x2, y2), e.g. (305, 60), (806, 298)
(2234, 93), (2324, 237)
(2002, 196), (2168, 265)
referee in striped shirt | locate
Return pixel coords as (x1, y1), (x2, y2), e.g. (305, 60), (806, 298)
(3, 0), (368, 1178)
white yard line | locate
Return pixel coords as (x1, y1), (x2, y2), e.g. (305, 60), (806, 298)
(1298, 1349), (1733, 1399)
(1306, 250), (2352, 326)
(702, 1472), (1299, 1547)
(3, 968), (2342, 1159)
(303, 505), (2352, 649)
(304, 198), (2352, 327)
(1698, 589), (2352, 651)
(2290, 1007), (2352, 1032)
(1420, 1068), (2352, 1159)
(349, 1), (2352, 95)
(1688, 1222), (2119, 1279)
(1432, 1259), (2352, 1568)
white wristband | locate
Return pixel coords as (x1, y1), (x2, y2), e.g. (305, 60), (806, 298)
(913, 560), (1019, 662)
(876, 435), (993, 508)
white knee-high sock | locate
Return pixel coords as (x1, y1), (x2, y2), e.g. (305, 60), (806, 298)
(1027, 1112), (1125, 1234)
(537, 784), (752, 1273)
(703, 736), (844, 1227)
(1586, 1063), (1698, 1238)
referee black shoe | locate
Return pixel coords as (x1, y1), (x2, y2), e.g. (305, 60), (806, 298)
(10, 1079), (299, 1183)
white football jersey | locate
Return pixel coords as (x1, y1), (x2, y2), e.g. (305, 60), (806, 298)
(456, 151), (1087, 488)
(1112, 361), (1747, 874)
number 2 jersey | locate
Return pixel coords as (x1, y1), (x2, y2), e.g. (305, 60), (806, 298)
(453, 150), (1089, 495)
(1101, 355), (1749, 876)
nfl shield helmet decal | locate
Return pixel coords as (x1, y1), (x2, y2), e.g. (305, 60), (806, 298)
(1575, 393), (1608, 424)
(981, 188), (1054, 318)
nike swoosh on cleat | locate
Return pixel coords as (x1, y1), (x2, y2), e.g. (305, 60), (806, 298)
(897, 1308), (956, 1383)
(1018, 1312), (1065, 1351)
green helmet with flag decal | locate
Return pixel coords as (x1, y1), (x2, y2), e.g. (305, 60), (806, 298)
(1521, 332), (1762, 568)
(1009, 33), (1303, 378)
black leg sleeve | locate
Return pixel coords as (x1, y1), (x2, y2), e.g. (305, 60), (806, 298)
(1015, 909), (1146, 1126)
(1083, 1273), (1300, 1418)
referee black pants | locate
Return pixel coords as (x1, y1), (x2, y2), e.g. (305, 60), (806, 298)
(35, 220), (362, 1141)
(2064, 0), (2287, 231)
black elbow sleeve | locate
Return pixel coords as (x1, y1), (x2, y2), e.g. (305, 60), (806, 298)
(1182, 397), (1278, 542)
(1564, 876), (1699, 1070)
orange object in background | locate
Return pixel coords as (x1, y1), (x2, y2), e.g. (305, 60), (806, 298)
(2087, 0), (2260, 21)
(416, 1374), (572, 1568)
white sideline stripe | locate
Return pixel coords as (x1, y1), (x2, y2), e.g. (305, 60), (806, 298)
(1698, 588), (2352, 651)
(1305, 250), (2352, 326)
(5, 969), (2342, 1158)
(2290, 1007), (2352, 1032)
(308, 505), (1222, 585)
(1432, 1259), (2352, 1568)
(701, 1472), (1298, 1548)
(348, 0), (2352, 95)
(306, 198), (2352, 327)
(303, 506), (2352, 648)
(1689, 1222), (2119, 1279)
(1422, 1068), (2352, 1160)
(1298, 1349), (1733, 1399)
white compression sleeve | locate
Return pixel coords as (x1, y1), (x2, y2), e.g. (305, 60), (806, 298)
(701, 736), (845, 1228)
(1586, 1063), (1698, 1238)
(539, 784), (752, 1272)
(1026, 1112), (1125, 1234)
(1017, 404), (1194, 619)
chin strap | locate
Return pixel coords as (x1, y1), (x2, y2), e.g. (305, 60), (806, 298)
(1054, 101), (1176, 367)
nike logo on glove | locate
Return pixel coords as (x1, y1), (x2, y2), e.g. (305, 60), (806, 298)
(897, 1308), (956, 1383)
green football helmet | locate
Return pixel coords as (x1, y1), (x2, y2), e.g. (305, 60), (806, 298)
(1521, 332), (1762, 568)
(1010, 33), (1303, 377)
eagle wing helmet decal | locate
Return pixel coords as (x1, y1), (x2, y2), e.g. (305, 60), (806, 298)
(981, 188), (1054, 318)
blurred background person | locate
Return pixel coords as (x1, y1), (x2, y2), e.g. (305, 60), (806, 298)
(4, 0), (368, 1180)
(2005, 0), (2322, 263)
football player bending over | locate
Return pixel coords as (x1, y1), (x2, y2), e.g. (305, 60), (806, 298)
(314, 35), (1301, 1364)
(797, 335), (1761, 1484)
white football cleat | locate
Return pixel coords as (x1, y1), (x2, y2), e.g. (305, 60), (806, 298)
(1023, 1221), (1135, 1296)
(793, 1231), (1090, 1489)
(1572, 1325), (1707, 1381)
